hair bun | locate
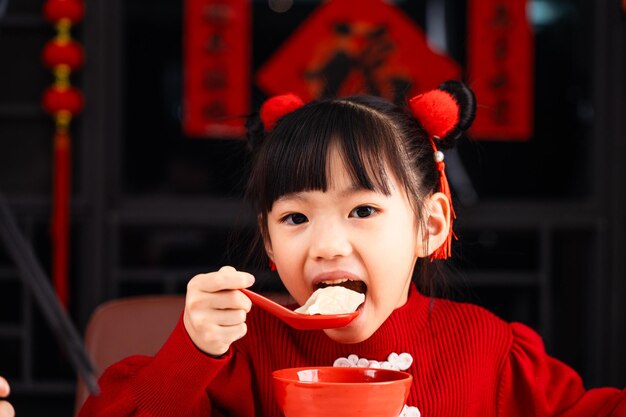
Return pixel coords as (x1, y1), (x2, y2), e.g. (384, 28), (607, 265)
(259, 93), (305, 131)
(438, 80), (476, 133)
(408, 80), (476, 148)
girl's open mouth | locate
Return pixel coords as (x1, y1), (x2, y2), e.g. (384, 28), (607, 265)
(316, 279), (367, 295)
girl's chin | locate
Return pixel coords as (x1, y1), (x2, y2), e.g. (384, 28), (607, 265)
(323, 305), (374, 344)
(323, 326), (374, 344)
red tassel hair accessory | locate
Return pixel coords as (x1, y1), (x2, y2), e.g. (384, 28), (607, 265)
(408, 89), (461, 260)
(259, 93), (305, 131)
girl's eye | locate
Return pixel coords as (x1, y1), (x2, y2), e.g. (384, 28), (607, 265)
(350, 206), (376, 218)
(282, 213), (308, 225)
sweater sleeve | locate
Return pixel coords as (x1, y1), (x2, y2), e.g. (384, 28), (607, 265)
(78, 315), (257, 417)
(497, 322), (626, 417)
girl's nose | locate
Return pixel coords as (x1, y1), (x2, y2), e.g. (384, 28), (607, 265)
(308, 220), (352, 260)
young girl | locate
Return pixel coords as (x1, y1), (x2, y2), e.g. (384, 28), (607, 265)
(79, 82), (626, 417)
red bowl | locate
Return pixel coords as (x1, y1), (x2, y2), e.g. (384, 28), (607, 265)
(272, 367), (412, 417)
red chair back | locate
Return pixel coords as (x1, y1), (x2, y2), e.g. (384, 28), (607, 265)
(74, 295), (185, 415)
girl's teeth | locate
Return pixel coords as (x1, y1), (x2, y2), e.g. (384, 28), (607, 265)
(323, 278), (349, 285)
(317, 279), (367, 294)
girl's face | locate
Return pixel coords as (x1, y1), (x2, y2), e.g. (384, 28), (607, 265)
(265, 149), (426, 343)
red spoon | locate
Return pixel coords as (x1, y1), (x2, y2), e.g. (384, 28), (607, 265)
(240, 288), (360, 330)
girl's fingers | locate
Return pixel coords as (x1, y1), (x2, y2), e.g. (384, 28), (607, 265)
(188, 268), (255, 294)
(209, 267), (255, 291)
(208, 290), (252, 312)
(0, 378), (14, 417)
(193, 321), (248, 356)
(183, 266), (254, 356)
(0, 377), (9, 397)
(210, 308), (248, 326)
(0, 401), (15, 417)
(218, 322), (248, 343)
(186, 288), (252, 315)
(184, 305), (249, 355)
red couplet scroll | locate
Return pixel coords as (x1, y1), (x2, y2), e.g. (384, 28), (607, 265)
(183, 0), (251, 138)
(467, 0), (534, 140)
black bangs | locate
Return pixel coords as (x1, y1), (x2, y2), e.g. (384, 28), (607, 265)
(249, 99), (403, 215)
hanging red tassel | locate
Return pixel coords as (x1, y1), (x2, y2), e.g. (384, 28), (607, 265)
(429, 145), (457, 260)
(409, 89), (460, 260)
(51, 128), (71, 307)
(42, 0), (85, 309)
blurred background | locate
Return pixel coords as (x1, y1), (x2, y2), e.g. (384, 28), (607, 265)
(0, 0), (625, 415)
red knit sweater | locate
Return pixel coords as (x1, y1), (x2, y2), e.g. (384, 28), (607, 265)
(79, 286), (626, 417)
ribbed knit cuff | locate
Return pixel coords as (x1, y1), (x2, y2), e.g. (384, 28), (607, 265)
(132, 314), (233, 416)
(610, 390), (626, 415)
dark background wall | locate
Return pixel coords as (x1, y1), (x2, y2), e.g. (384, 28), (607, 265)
(0, 0), (624, 415)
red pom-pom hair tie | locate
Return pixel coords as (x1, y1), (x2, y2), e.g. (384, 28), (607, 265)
(259, 93), (305, 131)
(408, 90), (459, 140)
(408, 89), (460, 260)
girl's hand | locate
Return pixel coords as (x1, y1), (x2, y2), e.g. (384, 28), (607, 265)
(0, 376), (15, 417)
(183, 266), (255, 356)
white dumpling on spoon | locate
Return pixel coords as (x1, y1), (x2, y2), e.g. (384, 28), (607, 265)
(295, 286), (365, 315)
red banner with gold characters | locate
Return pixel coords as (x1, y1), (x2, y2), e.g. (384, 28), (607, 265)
(467, 0), (534, 140)
(256, 0), (460, 104)
(183, 0), (250, 138)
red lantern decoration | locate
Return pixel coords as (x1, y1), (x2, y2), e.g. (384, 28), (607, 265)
(42, 86), (84, 114)
(42, 39), (84, 69)
(42, 0), (85, 309)
(43, 0), (85, 24)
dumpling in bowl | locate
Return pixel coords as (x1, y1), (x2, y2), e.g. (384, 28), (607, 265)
(295, 286), (365, 315)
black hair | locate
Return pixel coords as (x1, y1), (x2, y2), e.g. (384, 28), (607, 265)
(244, 81), (475, 295)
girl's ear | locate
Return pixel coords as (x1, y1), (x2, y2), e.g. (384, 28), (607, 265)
(259, 214), (275, 262)
(417, 192), (451, 257)
(265, 240), (275, 263)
